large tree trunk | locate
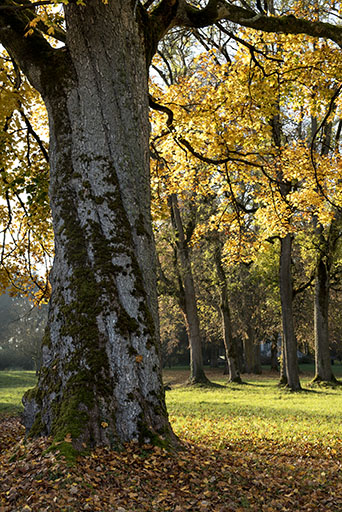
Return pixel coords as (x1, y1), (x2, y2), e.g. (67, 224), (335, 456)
(168, 194), (208, 384)
(22, 1), (176, 452)
(214, 247), (241, 383)
(313, 240), (336, 383)
(279, 234), (301, 391)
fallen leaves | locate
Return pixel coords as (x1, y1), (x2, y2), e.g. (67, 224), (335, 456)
(0, 416), (342, 511)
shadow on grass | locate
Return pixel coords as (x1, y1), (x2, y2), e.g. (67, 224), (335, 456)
(227, 381), (265, 388)
(0, 403), (23, 414)
(277, 384), (338, 395)
(308, 379), (342, 389)
(172, 396), (342, 423)
(0, 371), (37, 388)
(224, 381), (338, 395)
(185, 380), (226, 389)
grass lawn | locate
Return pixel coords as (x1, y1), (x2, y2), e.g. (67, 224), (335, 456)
(0, 370), (37, 415)
(0, 366), (341, 511)
(164, 365), (342, 450)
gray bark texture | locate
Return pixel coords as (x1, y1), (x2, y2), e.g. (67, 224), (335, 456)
(279, 234), (301, 391)
(18, 1), (176, 451)
(168, 194), (208, 384)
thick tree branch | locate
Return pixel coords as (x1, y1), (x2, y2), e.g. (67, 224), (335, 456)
(149, 1), (342, 54)
(293, 273), (315, 298)
(35, 16), (66, 44)
(224, 7), (342, 47)
(0, 0), (67, 93)
(20, 109), (49, 163)
(0, 1), (54, 10)
(178, 2), (342, 47)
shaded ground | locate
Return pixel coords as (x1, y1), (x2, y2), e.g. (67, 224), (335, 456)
(0, 416), (341, 512)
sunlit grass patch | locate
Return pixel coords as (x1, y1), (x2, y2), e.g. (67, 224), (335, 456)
(0, 371), (37, 414)
(164, 370), (342, 451)
(1, 368), (342, 451)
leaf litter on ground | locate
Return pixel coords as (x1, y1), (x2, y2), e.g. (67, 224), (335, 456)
(1, 368), (342, 511)
(0, 415), (341, 512)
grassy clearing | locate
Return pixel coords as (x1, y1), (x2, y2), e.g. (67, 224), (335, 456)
(0, 371), (37, 415)
(164, 367), (342, 452)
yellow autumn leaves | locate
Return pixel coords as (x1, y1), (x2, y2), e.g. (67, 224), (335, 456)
(0, 52), (52, 299)
(150, 29), (342, 262)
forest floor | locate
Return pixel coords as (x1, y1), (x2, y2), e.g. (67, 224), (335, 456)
(0, 368), (341, 511)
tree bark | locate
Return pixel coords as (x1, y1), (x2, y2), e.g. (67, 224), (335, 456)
(270, 333), (279, 372)
(243, 326), (262, 374)
(18, 1), (177, 452)
(168, 194), (208, 384)
(313, 256), (335, 382)
(313, 229), (336, 383)
(214, 247), (241, 383)
(278, 333), (288, 385)
(210, 344), (219, 367)
(279, 234), (301, 390)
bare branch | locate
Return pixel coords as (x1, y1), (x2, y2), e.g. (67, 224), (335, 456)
(20, 109), (49, 163)
(160, 2), (342, 48)
(0, 1), (55, 11)
(149, 94), (263, 167)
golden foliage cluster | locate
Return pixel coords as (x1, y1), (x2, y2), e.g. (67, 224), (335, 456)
(150, 29), (342, 263)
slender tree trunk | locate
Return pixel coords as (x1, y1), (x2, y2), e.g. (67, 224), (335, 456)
(22, 1), (176, 451)
(253, 342), (262, 374)
(270, 333), (279, 372)
(279, 334), (288, 385)
(279, 234), (301, 390)
(168, 194), (208, 384)
(210, 344), (219, 367)
(214, 248), (241, 383)
(311, 119), (336, 384)
(243, 331), (253, 374)
(236, 338), (245, 373)
(313, 242), (336, 383)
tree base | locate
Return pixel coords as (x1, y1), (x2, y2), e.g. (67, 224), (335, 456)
(278, 375), (288, 387)
(285, 383), (302, 392)
(310, 374), (340, 387)
(227, 376), (243, 384)
(187, 375), (212, 386)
